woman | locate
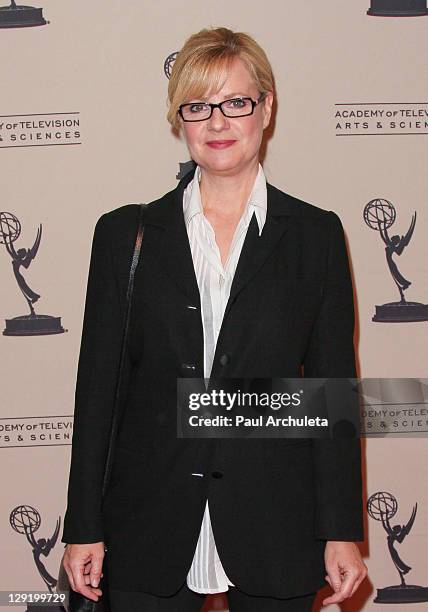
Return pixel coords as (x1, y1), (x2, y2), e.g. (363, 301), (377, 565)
(62, 27), (367, 611)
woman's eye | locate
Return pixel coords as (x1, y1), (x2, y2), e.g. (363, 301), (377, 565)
(189, 104), (208, 113)
(226, 98), (246, 108)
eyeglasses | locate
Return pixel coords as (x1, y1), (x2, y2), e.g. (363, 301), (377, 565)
(178, 92), (268, 122)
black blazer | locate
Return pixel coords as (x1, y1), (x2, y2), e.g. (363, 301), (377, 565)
(62, 167), (364, 599)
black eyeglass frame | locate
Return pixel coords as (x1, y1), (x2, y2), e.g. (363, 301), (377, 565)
(177, 91), (268, 122)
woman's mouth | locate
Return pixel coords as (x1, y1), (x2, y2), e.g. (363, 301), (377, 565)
(206, 140), (236, 149)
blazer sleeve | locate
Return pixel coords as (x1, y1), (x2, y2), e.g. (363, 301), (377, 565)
(303, 211), (365, 542)
(61, 212), (127, 544)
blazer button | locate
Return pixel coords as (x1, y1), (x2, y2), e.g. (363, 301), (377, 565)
(186, 304), (198, 310)
(211, 470), (223, 479)
(181, 363), (196, 371)
(219, 354), (229, 366)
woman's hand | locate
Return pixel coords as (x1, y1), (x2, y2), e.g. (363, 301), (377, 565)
(62, 542), (105, 602)
(322, 541), (368, 606)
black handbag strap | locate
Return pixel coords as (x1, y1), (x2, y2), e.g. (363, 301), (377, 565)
(101, 203), (148, 500)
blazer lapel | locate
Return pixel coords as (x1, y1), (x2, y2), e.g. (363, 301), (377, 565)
(223, 191), (291, 322)
(160, 218), (201, 308)
(145, 168), (201, 307)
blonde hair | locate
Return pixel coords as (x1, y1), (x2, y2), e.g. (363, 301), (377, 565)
(167, 27), (275, 132)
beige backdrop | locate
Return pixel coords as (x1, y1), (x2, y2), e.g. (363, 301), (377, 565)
(1, 1), (427, 610)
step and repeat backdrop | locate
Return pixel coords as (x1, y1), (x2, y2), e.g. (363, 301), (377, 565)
(1, 1), (427, 611)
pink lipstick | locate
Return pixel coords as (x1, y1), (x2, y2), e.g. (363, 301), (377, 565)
(206, 140), (236, 149)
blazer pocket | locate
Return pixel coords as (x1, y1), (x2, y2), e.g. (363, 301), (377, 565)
(106, 443), (153, 494)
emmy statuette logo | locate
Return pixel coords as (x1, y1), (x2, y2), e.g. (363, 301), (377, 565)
(9, 505), (64, 611)
(163, 51), (178, 80)
(367, 492), (428, 603)
(0, 0), (48, 28)
(1, 211), (67, 336)
(368, 0), (428, 16)
(363, 199), (428, 322)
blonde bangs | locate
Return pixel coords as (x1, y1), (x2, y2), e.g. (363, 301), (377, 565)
(178, 53), (233, 104)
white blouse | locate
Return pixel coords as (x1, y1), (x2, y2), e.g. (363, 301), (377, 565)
(183, 162), (267, 594)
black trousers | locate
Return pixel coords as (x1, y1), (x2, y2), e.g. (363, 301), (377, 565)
(109, 582), (317, 611)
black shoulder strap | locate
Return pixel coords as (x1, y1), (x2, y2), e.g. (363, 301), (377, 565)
(101, 203), (148, 499)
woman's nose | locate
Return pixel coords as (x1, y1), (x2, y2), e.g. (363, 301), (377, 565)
(207, 106), (229, 130)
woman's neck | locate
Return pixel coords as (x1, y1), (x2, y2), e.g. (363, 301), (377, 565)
(198, 160), (260, 218)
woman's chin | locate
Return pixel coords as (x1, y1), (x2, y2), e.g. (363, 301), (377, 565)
(199, 156), (244, 175)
